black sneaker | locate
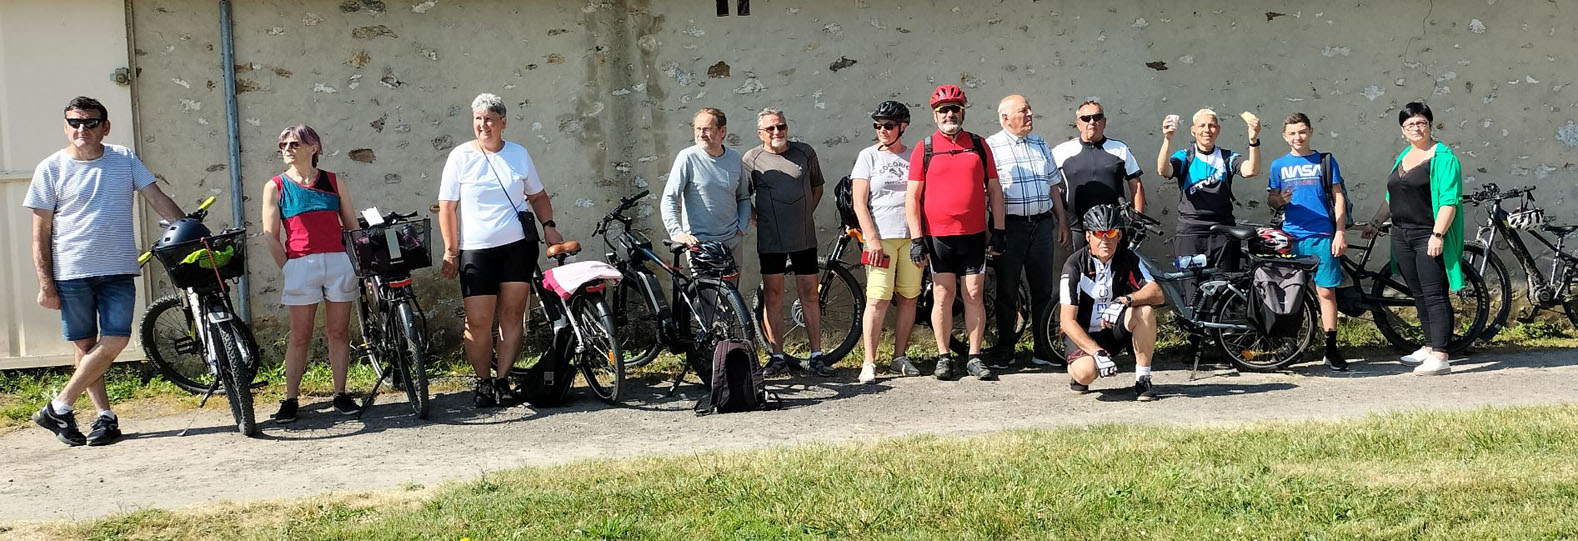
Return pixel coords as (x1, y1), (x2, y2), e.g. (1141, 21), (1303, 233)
(493, 378), (519, 407)
(1325, 347), (1350, 372)
(332, 393), (362, 415)
(1134, 377), (1157, 402)
(933, 355), (958, 381)
(86, 414), (122, 446)
(965, 357), (998, 381)
(806, 354), (835, 377)
(473, 378), (498, 408)
(763, 355), (794, 378)
(1069, 381), (1090, 394)
(272, 399), (300, 424)
(32, 405), (86, 447)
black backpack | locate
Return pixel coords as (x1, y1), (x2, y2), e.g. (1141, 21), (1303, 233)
(694, 340), (778, 415)
(833, 175), (859, 230)
(1248, 261), (1310, 336)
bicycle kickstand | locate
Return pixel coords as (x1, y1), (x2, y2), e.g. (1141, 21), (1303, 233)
(357, 363), (390, 419)
(1188, 342), (1203, 382)
(666, 361), (692, 398)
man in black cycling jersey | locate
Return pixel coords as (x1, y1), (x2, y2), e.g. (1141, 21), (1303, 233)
(1051, 100), (1146, 251)
(1060, 204), (1164, 401)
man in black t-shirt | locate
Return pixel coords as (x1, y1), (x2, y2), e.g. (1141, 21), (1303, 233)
(1050, 100), (1147, 252)
(1059, 205), (1164, 401)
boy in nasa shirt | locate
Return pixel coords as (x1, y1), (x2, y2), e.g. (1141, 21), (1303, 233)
(1267, 112), (1350, 372)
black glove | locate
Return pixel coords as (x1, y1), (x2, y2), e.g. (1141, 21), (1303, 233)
(909, 238), (928, 264)
(989, 228), (1007, 253)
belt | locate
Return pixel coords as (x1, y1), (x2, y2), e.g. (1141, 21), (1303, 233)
(1005, 211), (1054, 223)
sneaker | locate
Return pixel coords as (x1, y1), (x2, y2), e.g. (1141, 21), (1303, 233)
(1399, 347), (1429, 366)
(1413, 357), (1451, 376)
(332, 393), (362, 415)
(32, 405), (86, 447)
(1134, 377), (1157, 402)
(1324, 348), (1350, 372)
(858, 363), (876, 384)
(984, 347), (1015, 370)
(272, 399), (300, 424)
(473, 378), (498, 408)
(965, 357), (997, 381)
(1030, 356), (1067, 369)
(891, 356), (921, 376)
(806, 354), (836, 378)
(86, 414), (122, 446)
(1069, 381), (1090, 394)
(933, 355), (957, 380)
(493, 378), (519, 406)
(763, 355), (794, 378)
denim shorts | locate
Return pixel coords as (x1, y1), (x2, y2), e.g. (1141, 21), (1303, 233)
(57, 274), (138, 341)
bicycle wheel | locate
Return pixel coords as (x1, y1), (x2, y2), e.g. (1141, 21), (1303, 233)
(140, 294), (213, 394)
(752, 263), (863, 365)
(614, 273), (664, 368)
(213, 320), (259, 437)
(1036, 302), (1068, 361)
(574, 293), (625, 404)
(948, 267), (1029, 356)
(1462, 242), (1511, 342)
(1208, 286), (1318, 371)
(395, 302), (431, 419)
(1370, 260), (1489, 354)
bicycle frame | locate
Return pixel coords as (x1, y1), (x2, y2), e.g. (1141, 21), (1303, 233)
(1472, 192), (1578, 306)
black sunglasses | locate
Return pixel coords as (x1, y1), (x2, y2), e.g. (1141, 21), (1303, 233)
(934, 105), (963, 115)
(759, 124), (788, 133)
(65, 117), (105, 130)
(873, 122), (900, 131)
(1079, 113), (1106, 123)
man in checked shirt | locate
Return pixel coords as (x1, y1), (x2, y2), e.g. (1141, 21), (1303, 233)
(984, 95), (1068, 370)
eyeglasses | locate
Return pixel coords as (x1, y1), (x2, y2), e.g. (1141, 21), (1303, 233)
(1402, 121), (1431, 130)
(1089, 229), (1122, 240)
(278, 141), (306, 150)
(934, 105), (963, 115)
(1079, 113), (1107, 123)
(873, 122), (900, 131)
(65, 117), (104, 130)
(758, 124), (788, 133)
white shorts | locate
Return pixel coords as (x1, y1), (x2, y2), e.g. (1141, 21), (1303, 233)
(282, 252), (359, 306)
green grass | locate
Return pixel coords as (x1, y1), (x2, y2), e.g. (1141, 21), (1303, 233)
(31, 405), (1578, 540)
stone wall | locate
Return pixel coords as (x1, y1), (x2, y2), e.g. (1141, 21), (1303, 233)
(128, 0), (1578, 348)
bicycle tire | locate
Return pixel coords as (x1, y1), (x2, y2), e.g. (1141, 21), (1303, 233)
(574, 293), (625, 404)
(214, 320), (259, 437)
(1207, 287), (1318, 371)
(752, 263), (863, 365)
(1370, 259), (1489, 354)
(614, 273), (664, 368)
(396, 302), (432, 419)
(948, 268), (1030, 356)
(1463, 242), (1511, 342)
(1036, 303), (1067, 361)
(140, 294), (214, 394)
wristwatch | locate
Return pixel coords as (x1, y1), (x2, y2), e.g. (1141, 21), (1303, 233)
(542, 219), (557, 229)
(1247, 138), (1261, 147)
(1431, 231), (1444, 239)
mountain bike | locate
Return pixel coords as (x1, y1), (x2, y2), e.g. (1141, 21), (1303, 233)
(1335, 222), (1489, 354)
(139, 196), (260, 436)
(750, 227), (863, 366)
(1462, 182), (1578, 333)
(514, 240), (626, 406)
(344, 210), (434, 419)
(911, 250), (1032, 358)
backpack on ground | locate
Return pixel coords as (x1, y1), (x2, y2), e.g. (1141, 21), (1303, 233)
(834, 175), (859, 230)
(1248, 261), (1310, 336)
(694, 340), (779, 415)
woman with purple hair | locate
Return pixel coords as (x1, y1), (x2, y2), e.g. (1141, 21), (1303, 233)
(261, 124), (363, 423)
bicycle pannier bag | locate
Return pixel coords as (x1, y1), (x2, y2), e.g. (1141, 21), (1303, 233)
(695, 340), (778, 415)
(1250, 263), (1309, 336)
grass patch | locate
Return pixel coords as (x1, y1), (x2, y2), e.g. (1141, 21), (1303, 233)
(39, 405), (1578, 539)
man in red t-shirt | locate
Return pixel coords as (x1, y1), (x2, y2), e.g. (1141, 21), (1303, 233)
(905, 85), (1007, 381)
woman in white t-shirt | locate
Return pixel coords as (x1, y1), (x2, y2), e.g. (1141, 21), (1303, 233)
(437, 93), (564, 408)
(851, 101), (925, 384)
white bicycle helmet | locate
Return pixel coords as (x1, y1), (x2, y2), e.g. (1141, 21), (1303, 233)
(1506, 207), (1545, 231)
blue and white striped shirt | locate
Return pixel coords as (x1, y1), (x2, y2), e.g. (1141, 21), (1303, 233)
(986, 130), (1059, 216)
(23, 145), (159, 280)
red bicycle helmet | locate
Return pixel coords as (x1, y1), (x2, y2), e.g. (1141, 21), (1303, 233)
(1252, 227), (1294, 256)
(930, 85), (968, 108)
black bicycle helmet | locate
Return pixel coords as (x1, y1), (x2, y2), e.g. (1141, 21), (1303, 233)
(1082, 204), (1127, 232)
(871, 100), (911, 124)
(155, 217), (212, 249)
(689, 240), (738, 276)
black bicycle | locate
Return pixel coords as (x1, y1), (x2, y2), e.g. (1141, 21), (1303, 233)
(1335, 222), (1489, 354)
(139, 196), (261, 436)
(345, 211), (434, 419)
(751, 226), (864, 366)
(515, 240), (626, 406)
(1463, 182), (1578, 334)
(912, 249), (1032, 358)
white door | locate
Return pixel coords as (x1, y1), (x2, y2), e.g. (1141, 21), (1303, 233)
(0, 0), (140, 369)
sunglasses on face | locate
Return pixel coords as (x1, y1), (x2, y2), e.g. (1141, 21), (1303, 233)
(278, 141), (306, 151)
(873, 122), (900, 131)
(934, 105), (963, 115)
(759, 124), (788, 133)
(1089, 229), (1122, 240)
(65, 118), (104, 130)
(1079, 113), (1106, 123)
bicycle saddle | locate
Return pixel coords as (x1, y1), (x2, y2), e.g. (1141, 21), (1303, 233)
(1544, 224), (1578, 237)
(547, 241), (581, 258)
(662, 239), (688, 253)
(1209, 224), (1261, 241)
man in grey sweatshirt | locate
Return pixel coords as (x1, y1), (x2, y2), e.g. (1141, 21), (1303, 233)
(662, 106), (752, 264)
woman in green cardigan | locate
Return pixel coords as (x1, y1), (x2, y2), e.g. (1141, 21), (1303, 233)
(1361, 102), (1463, 376)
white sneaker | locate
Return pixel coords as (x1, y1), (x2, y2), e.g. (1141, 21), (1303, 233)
(1413, 357), (1451, 376)
(1399, 347), (1430, 366)
(858, 363), (877, 384)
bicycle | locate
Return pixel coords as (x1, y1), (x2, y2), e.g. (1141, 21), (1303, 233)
(344, 210), (434, 419)
(589, 191), (755, 390)
(750, 227), (864, 366)
(139, 196), (261, 436)
(912, 250), (1032, 358)
(1462, 182), (1578, 334)
(514, 240), (626, 406)
(1335, 221), (1490, 354)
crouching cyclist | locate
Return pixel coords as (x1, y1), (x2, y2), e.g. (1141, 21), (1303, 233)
(1060, 204), (1165, 401)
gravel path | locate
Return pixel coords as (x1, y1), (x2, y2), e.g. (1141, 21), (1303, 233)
(4, 349), (1576, 522)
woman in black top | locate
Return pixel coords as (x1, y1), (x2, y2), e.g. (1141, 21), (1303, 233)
(1362, 102), (1466, 376)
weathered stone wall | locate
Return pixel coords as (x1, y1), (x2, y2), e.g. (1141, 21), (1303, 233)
(129, 0), (1578, 348)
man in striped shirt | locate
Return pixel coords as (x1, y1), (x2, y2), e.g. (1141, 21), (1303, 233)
(25, 96), (186, 446)
(985, 95), (1067, 369)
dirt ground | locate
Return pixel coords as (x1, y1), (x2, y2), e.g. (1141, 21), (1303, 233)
(4, 349), (1576, 523)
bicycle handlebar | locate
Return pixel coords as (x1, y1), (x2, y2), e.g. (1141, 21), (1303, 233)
(594, 190), (650, 236)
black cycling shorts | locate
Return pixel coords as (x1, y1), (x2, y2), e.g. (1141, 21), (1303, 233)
(459, 238), (537, 297)
(927, 233), (987, 276)
(759, 247), (819, 275)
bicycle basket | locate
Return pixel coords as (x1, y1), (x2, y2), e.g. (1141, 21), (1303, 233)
(151, 229), (248, 288)
(344, 217), (432, 277)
